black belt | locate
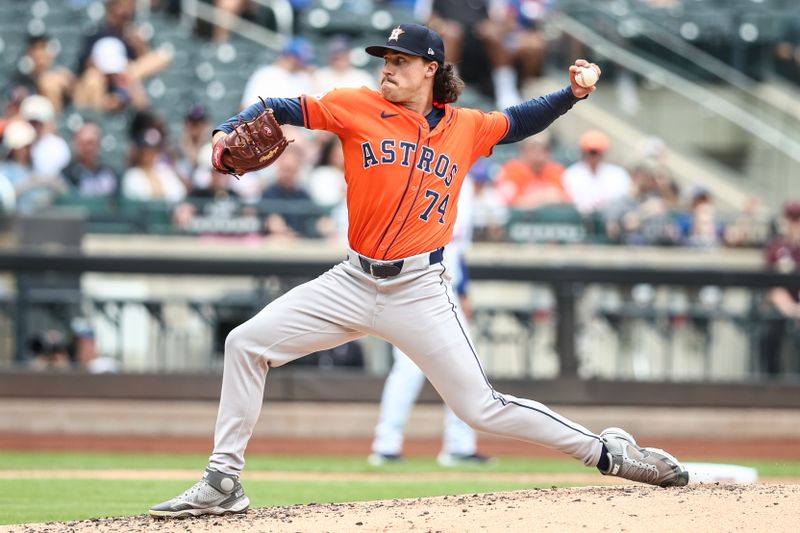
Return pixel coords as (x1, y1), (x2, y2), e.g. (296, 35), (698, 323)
(358, 247), (444, 279)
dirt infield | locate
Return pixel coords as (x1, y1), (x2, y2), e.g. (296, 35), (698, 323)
(3, 434), (799, 532)
(5, 484), (799, 533)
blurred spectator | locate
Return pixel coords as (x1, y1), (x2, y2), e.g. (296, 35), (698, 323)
(0, 174), (16, 214)
(210, 0), (257, 43)
(723, 195), (766, 248)
(190, 144), (240, 201)
(122, 127), (186, 202)
(0, 120), (16, 211)
(0, 120), (37, 185)
(676, 187), (725, 248)
(759, 201), (800, 375)
(20, 95), (71, 177)
(129, 108), (168, 148)
(633, 137), (684, 210)
(2, 82), (35, 121)
(197, 0), (310, 42)
(775, 18), (800, 84)
(28, 329), (71, 371)
(417, 0), (544, 108)
(313, 36), (377, 93)
(469, 160), (508, 241)
(13, 35), (74, 113)
(307, 135), (346, 210)
(636, 135), (667, 163)
(494, 132), (569, 209)
(62, 123), (119, 197)
(73, 36), (149, 112)
(308, 135), (347, 239)
(0, 119), (66, 212)
(195, 0), (308, 41)
(241, 37), (315, 107)
(653, 164), (681, 211)
(177, 103), (211, 181)
(603, 160), (680, 246)
(261, 145), (325, 238)
(562, 130), (631, 215)
(501, 0), (549, 82)
(79, 0), (173, 78)
(70, 317), (119, 373)
(73, 0), (171, 112)
(128, 109), (190, 185)
(174, 143), (261, 236)
(662, 180), (682, 211)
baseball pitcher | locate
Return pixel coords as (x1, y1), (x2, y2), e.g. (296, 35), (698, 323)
(150, 24), (688, 518)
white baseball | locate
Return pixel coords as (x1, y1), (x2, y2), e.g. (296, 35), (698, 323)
(575, 66), (599, 88)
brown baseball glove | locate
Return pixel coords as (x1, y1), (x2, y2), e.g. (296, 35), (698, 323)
(212, 97), (291, 177)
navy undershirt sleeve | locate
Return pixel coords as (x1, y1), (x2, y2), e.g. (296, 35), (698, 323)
(499, 86), (582, 144)
(213, 97), (305, 136)
(213, 90), (577, 142)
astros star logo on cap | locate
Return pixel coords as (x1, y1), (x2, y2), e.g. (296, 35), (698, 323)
(388, 26), (404, 41)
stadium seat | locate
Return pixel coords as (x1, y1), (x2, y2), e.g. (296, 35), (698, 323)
(118, 198), (176, 235)
(300, 0), (387, 36)
(53, 192), (115, 215)
(506, 204), (586, 244)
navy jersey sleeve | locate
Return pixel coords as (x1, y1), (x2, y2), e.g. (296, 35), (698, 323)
(499, 87), (582, 144)
(213, 97), (305, 136)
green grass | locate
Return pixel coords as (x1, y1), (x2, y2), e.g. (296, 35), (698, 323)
(2, 451), (587, 473)
(0, 477), (546, 525)
(728, 460), (800, 478)
(1, 452), (799, 525)
(5, 452), (800, 476)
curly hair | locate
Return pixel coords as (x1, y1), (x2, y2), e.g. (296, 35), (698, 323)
(432, 62), (464, 106)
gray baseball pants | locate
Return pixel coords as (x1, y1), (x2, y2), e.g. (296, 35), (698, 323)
(208, 249), (603, 475)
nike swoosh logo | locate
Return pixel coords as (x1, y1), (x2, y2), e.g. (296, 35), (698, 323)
(381, 111), (399, 119)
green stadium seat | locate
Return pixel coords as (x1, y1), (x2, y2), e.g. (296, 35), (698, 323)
(51, 193), (142, 234)
(506, 204), (586, 244)
(54, 192), (115, 215)
(584, 210), (610, 244)
(118, 198), (176, 235)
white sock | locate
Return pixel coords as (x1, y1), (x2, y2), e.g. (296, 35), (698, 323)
(492, 66), (521, 108)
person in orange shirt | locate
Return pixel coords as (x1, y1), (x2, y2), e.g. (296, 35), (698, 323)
(495, 131), (570, 208)
(150, 24), (688, 518)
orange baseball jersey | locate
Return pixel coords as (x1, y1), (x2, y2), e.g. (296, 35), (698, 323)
(301, 87), (509, 260)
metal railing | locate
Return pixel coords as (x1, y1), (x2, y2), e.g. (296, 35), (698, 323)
(550, 12), (800, 163)
(1, 249), (798, 382)
(561, 0), (800, 130)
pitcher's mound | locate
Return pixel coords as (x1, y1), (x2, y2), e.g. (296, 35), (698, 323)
(11, 484), (800, 533)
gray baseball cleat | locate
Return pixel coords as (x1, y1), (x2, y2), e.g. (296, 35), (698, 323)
(149, 468), (250, 518)
(599, 427), (689, 487)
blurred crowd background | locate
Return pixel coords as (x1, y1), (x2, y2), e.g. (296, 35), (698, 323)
(0, 0), (799, 378)
(1, 0), (797, 245)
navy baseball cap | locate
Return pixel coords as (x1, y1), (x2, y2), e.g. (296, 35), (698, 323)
(365, 24), (445, 65)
